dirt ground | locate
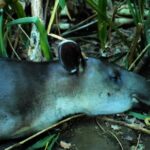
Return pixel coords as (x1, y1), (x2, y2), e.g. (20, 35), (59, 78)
(54, 116), (150, 150)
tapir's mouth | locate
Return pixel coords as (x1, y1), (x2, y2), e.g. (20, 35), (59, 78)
(131, 94), (139, 104)
(131, 93), (149, 105)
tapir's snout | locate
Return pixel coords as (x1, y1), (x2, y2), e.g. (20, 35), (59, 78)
(118, 66), (150, 106)
(130, 80), (150, 106)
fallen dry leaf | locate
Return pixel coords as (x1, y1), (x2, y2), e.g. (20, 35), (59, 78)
(60, 140), (72, 149)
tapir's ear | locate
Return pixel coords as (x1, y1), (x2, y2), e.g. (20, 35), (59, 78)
(58, 40), (86, 74)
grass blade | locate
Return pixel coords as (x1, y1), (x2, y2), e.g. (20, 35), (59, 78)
(7, 17), (51, 61)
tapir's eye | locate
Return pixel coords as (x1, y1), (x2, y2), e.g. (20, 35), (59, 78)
(109, 69), (121, 83)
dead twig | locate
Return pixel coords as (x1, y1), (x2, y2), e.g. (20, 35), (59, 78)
(96, 118), (124, 150)
(96, 118), (105, 132)
(128, 43), (150, 71)
(135, 134), (141, 150)
(100, 116), (150, 135)
(108, 130), (124, 150)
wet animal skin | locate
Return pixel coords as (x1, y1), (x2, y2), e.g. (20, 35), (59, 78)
(0, 40), (150, 140)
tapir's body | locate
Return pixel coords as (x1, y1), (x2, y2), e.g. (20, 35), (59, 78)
(0, 57), (150, 140)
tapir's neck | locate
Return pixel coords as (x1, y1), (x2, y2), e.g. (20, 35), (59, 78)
(32, 95), (85, 131)
(55, 97), (84, 119)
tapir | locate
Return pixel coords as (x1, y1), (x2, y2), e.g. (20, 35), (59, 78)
(0, 40), (150, 140)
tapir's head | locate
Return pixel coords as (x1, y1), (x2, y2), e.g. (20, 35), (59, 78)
(58, 40), (150, 115)
(80, 58), (150, 115)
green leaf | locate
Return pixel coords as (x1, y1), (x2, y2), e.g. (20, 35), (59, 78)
(128, 111), (150, 120)
(5, 0), (26, 18)
(7, 17), (52, 61)
(127, 0), (144, 24)
(59, 0), (66, 9)
(27, 134), (58, 150)
(98, 0), (108, 49)
(0, 9), (7, 57)
(144, 9), (150, 55)
(47, 134), (59, 150)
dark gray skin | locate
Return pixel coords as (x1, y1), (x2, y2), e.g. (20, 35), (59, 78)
(0, 57), (150, 140)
